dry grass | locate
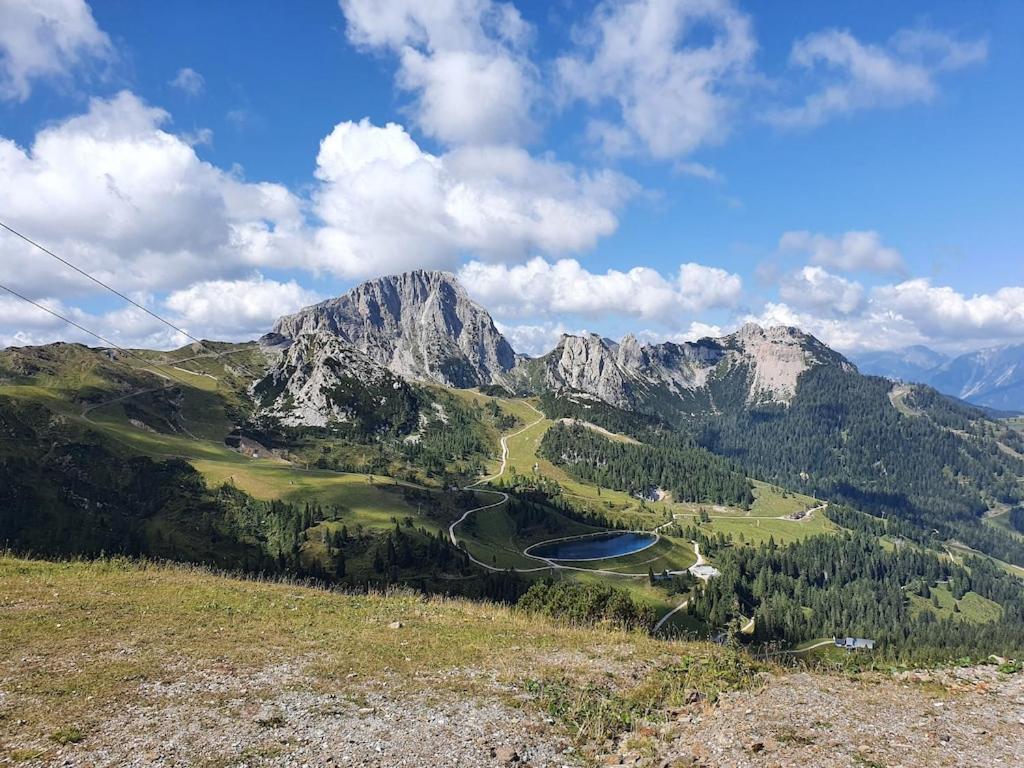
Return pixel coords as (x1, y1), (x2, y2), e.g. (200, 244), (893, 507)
(0, 554), (765, 759)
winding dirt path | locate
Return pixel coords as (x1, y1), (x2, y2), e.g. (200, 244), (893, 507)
(652, 540), (707, 633)
(80, 345), (259, 422)
(448, 402), (677, 578)
(447, 401), (557, 573)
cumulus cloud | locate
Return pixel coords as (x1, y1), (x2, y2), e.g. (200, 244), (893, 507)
(873, 279), (1024, 341)
(0, 291), (184, 350)
(636, 321), (724, 345)
(0, 0), (112, 101)
(780, 230), (904, 273)
(169, 66), (204, 96)
(0, 91), (307, 299)
(0, 91), (640, 344)
(0, 292), (73, 332)
(163, 275), (321, 341)
(1, 273), (318, 349)
(496, 320), (579, 357)
(458, 257), (741, 322)
(741, 301), (924, 354)
(779, 266), (863, 315)
(311, 120), (636, 277)
(496, 319), (729, 356)
(745, 275), (1024, 354)
(557, 0), (756, 158)
(339, 0), (537, 145)
(769, 27), (987, 128)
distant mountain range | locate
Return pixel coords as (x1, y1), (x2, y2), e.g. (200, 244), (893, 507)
(263, 270), (855, 425)
(854, 346), (951, 384)
(4, 267), (1024, 633)
(263, 269), (1024, 420)
(853, 344), (1024, 413)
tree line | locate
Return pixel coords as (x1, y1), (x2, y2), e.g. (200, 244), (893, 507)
(539, 422), (753, 507)
(683, 525), (1024, 662)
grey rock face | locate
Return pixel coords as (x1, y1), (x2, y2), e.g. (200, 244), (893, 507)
(267, 270), (855, 420)
(273, 270), (516, 388)
(252, 332), (412, 428)
(537, 323), (851, 410)
(719, 323), (853, 402)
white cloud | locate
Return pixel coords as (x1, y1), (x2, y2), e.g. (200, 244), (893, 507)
(0, 292), (183, 350)
(557, 0), (756, 158)
(637, 321), (724, 345)
(745, 275), (1024, 354)
(769, 27), (987, 128)
(339, 0), (537, 145)
(741, 301), (923, 354)
(779, 230), (904, 273)
(169, 66), (204, 96)
(163, 275), (321, 341)
(677, 262), (743, 310)
(0, 94), (638, 343)
(311, 119), (636, 277)
(458, 257), (741, 322)
(0, 293), (70, 330)
(779, 266), (863, 315)
(0, 91), (307, 299)
(496, 320), (578, 357)
(498, 319), (727, 357)
(0, 0), (112, 101)
(1, 274), (319, 349)
(675, 161), (724, 183)
(872, 279), (1024, 341)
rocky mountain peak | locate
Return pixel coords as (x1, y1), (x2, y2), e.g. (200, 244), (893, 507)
(537, 323), (853, 414)
(272, 270), (516, 388)
(721, 323), (852, 402)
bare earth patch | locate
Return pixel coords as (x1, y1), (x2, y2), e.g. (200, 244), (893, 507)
(638, 666), (1024, 768)
(6, 663), (1023, 767)
(2, 559), (1022, 767)
(6, 663), (578, 768)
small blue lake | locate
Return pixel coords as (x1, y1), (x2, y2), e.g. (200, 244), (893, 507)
(529, 532), (657, 561)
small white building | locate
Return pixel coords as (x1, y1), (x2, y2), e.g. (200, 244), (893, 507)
(689, 564), (720, 580)
(834, 636), (875, 650)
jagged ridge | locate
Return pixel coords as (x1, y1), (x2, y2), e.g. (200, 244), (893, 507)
(273, 270), (516, 388)
(531, 323), (853, 414)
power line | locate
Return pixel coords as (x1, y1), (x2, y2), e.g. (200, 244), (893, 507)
(0, 281), (190, 387)
(0, 219), (207, 348)
(0, 218), (268, 382)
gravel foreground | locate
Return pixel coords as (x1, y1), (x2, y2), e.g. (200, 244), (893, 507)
(7, 662), (1022, 767)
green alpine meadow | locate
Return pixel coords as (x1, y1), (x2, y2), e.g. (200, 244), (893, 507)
(2, 1), (1023, 765)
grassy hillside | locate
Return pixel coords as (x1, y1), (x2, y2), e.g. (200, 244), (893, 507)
(3, 342), (1022, 657)
(3, 555), (1022, 768)
(0, 555), (760, 764)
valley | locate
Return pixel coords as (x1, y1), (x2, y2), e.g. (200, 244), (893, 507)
(2, 2), (1021, 763)
(3, 270), (1024, 666)
(3, 274), (1024, 768)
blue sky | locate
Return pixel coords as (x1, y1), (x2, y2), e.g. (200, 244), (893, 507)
(0, 0), (1021, 355)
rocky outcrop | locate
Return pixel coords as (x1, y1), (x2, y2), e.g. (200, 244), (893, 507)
(536, 323), (852, 412)
(273, 270), (516, 388)
(252, 333), (416, 429)
(267, 271), (855, 420)
(719, 323), (853, 403)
